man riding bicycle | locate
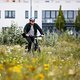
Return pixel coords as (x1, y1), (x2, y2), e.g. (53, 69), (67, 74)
(23, 18), (44, 52)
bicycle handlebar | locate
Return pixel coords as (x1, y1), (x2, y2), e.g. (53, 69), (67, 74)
(26, 35), (44, 37)
(35, 35), (43, 37)
(34, 35), (43, 40)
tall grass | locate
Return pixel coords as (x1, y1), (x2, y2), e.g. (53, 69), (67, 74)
(0, 30), (80, 80)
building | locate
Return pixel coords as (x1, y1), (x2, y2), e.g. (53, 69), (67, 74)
(0, 0), (80, 32)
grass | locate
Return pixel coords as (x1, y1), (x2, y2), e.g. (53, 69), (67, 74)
(0, 34), (80, 80)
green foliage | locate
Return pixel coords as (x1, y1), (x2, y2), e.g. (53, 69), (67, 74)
(55, 5), (66, 31)
(0, 22), (26, 45)
(42, 31), (58, 46)
(0, 35), (80, 80)
(75, 9), (80, 31)
(0, 31), (80, 80)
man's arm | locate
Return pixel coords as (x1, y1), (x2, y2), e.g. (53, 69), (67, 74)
(36, 24), (44, 35)
(22, 24), (29, 37)
(24, 24), (27, 34)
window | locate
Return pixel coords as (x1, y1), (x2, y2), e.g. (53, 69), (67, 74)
(25, 11), (29, 19)
(42, 10), (56, 23)
(74, 10), (78, 19)
(5, 10), (15, 18)
(51, 11), (56, 18)
(55, 10), (58, 18)
(63, 10), (67, 19)
(42, 10), (56, 19)
(45, 11), (50, 18)
(67, 10), (74, 19)
(34, 11), (38, 19)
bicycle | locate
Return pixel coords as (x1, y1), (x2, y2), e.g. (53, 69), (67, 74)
(25, 35), (43, 53)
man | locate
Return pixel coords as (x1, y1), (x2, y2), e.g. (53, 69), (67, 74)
(23, 18), (44, 52)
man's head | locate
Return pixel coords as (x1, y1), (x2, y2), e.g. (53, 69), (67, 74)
(29, 18), (35, 25)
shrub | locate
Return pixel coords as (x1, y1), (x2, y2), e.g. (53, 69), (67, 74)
(0, 22), (26, 45)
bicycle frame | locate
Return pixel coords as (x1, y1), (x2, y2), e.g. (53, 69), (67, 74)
(31, 36), (42, 52)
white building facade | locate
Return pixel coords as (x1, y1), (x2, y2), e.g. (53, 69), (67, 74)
(0, 0), (80, 32)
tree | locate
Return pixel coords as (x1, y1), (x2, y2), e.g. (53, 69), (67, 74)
(75, 9), (80, 32)
(55, 5), (66, 32)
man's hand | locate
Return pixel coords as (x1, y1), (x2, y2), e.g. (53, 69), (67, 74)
(41, 35), (44, 37)
(26, 34), (29, 36)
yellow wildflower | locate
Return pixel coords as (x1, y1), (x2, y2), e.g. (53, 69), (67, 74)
(32, 58), (37, 63)
(43, 64), (49, 71)
(17, 65), (22, 69)
(8, 65), (22, 73)
(0, 64), (4, 70)
(35, 73), (45, 80)
(29, 65), (36, 72)
(38, 73), (44, 80)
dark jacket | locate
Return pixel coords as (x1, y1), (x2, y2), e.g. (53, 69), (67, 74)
(23, 23), (44, 36)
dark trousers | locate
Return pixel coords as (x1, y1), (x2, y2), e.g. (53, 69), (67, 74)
(26, 36), (34, 52)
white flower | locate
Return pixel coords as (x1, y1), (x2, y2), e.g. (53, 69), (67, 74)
(68, 69), (75, 75)
(14, 45), (21, 48)
(48, 71), (54, 76)
(78, 61), (80, 65)
(48, 52), (52, 54)
(37, 67), (42, 73)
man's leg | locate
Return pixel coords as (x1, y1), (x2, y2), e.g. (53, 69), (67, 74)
(30, 36), (35, 51)
(28, 41), (32, 52)
(34, 39), (38, 51)
(26, 36), (32, 52)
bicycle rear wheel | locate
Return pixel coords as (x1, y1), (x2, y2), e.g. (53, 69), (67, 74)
(37, 47), (41, 53)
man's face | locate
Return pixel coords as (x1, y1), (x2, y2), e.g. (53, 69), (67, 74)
(30, 20), (35, 25)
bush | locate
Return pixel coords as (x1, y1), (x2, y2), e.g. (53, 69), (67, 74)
(0, 22), (26, 45)
(42, 31), (58, 46)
